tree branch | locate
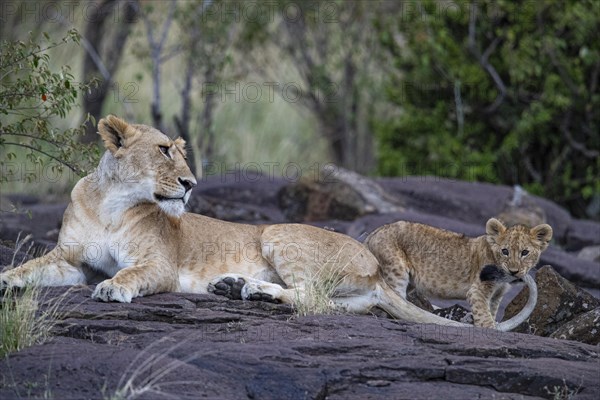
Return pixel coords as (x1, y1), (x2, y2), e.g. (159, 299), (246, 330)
(2, 142), (82, 174)
(468, 3), (506, 113)
(560, 111), (599, 158)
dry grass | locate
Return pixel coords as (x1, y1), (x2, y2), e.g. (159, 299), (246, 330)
(0, 235), (66, 358)
(0, 283), (67, 359)
(293, 248), (359, 317)
(104, 335), (204, 400)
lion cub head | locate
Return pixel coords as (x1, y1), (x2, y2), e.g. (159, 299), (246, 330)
(485, 218), (552, 278)
(96, 115), (197, 217)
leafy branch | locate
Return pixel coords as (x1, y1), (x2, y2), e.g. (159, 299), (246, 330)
(0, 30), (100, 183)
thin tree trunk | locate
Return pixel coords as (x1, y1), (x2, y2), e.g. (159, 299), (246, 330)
(82, 0), (138, 143)
(200, 62), (217, 163)
(174, 52), (197, 175)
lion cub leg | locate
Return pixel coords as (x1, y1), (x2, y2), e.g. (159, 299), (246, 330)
(0, 247), (86, 289)
(370, 244), (412, 299)
(489, 283), (510, 321)
(466, 281), (498, 328)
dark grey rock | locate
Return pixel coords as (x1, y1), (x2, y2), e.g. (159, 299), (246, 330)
(278, 167), (403, 223)
(0, 201), (65, 249)
(347, 210), (485, 241)
(566, 219), (600, 251)
(433, 304), (474, 324)
(503, 266), (600, 336)
(0, 244), (31, 268)
(550, 307), (600, 345)
(0, 286), (598, 400)
(539, 247), (600, 288)
(578, 245), (600, 263)
(376, 177), (573, 244)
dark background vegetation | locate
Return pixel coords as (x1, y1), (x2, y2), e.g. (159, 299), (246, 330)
(0, 0), (598, 219)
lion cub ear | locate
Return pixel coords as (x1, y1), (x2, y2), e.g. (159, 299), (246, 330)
(486, 218), (506, 246)
(486, 218), (507, 238)
(98, 115), (132, 154)
(530, 224), (553, 250)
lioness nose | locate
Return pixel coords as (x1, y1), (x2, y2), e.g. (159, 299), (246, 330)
(179, 177), (197, 192)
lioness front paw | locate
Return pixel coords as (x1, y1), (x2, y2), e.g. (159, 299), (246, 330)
(92, 280), (134, 303)
(0, 271), (26, 291)
(208, 275), (246, 300)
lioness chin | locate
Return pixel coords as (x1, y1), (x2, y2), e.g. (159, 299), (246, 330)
(0, 116), (535, 330)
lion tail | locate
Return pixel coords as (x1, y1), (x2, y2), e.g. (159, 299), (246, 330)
(496, 274), (537, 332)
(376, 283), (471, 327)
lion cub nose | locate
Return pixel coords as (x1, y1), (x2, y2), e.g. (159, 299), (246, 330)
(178, 177), (197, 192)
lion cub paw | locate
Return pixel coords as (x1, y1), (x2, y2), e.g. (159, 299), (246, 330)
(208, 275), (246, 300)
(92, 280), (134, 303)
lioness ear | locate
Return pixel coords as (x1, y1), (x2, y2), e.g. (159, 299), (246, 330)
(174, 137), (187, 156)
(98, 115), (132, 154)
(531, 224), (553, 250)
(486, 218), (506, 237)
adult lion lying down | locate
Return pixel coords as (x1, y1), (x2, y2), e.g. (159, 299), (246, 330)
(0, 116), (536, 330)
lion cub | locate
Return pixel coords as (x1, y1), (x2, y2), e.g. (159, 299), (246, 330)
(364, 218), (552, 328)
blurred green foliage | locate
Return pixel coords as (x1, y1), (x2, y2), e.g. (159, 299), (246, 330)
(376, 0), (599, 218)
(0, 30), (99, 183)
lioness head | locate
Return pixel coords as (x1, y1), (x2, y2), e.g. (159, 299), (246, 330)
(485, 218), (553, 278)
(96, 115), (197, 217)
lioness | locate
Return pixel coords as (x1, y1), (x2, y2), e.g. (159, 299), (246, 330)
(0, 116), (534, 330)
(364, 219), (552, 328)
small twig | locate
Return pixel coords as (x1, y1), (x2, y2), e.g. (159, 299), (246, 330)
(2, 142), (82, 174)
(560, 112), (599, 158)
(522, 153), (542, 183)
(0, 132), (63, 146)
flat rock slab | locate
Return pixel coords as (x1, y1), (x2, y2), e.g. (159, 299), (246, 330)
(1, 287), (598, 400)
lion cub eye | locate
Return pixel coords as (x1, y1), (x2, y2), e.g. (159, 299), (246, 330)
(159, 145), (171, 159)
(501, 248), (509, 256)
(521, 249), (529, 257)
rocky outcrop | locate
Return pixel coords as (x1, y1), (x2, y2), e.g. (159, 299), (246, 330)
(2, 174), (600, 399)
(0, 286), (598, 400)
(566, 219), (600, 251)
(433, 304), (474, 324)
(578, 245), (600, 263)
(503, 266), (600, 342)
(376, 177), (574, 243)
(279, 166), (403, 222)
(0, 243), (32, 267)
(550, 308), (600, 345)
(495, 185), (547, 227)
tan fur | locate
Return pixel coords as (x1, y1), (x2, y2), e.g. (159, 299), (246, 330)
(364, 219), (552, 328)
(0, 116), (540, 330)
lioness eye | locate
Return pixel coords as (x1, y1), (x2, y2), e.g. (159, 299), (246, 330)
(521, 250), (529, 256)
(159, 145), (171, 158)
(502, 248), (509, 256)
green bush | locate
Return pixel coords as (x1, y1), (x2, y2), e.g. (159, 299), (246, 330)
(376, 0), (599, 218)
(0, 30), (99, 184)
